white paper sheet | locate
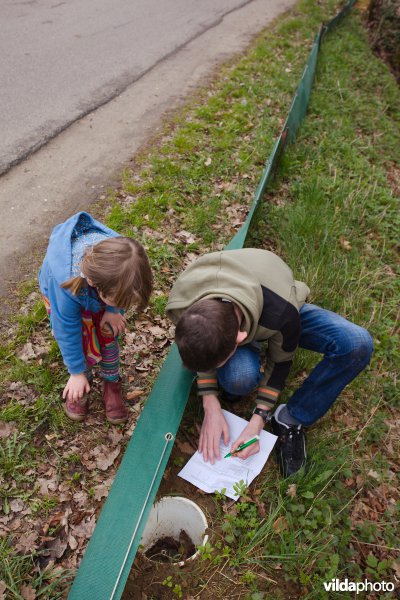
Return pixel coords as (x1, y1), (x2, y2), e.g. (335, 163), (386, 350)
(178, 409), (277, 500)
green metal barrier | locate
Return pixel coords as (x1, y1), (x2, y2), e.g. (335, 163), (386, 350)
(68, 2), (356, 598)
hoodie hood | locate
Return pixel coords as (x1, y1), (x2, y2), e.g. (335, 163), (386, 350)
(166, 250), (264, 340)
(43, 212), (118, 285)
(166, 249), (310, 343)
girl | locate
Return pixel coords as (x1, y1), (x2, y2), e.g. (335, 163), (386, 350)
(39, 212), (153, 424)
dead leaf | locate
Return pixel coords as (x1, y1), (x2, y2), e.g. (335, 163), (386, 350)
(126, 389), (143, 401)
(255, 497), (266, 518)
(175, 439), (195, 454)
(0, 581), (6, 600)
(8, 518), (22, 531)
(339, 236), (352, 251)
(0, 515), (12, 527)
(356, 0), (370, 12)
(392, 560), (400, 578)
(356, 474), (364, 487)
(47, 537), (68, 560)
(37, 477), (58, 495)
(70, 515), (96, 539)
(82, 446), (120, 471)
(17, 342), (37, 361)
(368, 470), (380, 481)
(68, 534), (78, 551)
(73, 490), (89, 508)
(15, 531), (39, 553)
(20, 584), (36, 600)
(9, 499), (24, 513)
(96, 447), (120, 471)
(286, 483), (297, 498)
(0, 421), (17, 438)
(107, 429), (124, 446)
(272, 516), (289, 533)
(148, 326), (165, 337)
(17, 341), (49, 362)
(176, 230), (196, 244)
(93, 484), (110, 502)
(238, 495), (253, 503)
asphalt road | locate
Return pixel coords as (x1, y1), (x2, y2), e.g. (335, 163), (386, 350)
(1, 0), (259, 175)
(0, 0), (295, 301)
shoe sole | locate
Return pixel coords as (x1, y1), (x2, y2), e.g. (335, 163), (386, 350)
(106, 415), (128, 424)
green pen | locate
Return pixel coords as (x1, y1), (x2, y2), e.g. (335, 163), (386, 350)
(224, 435), (260, 458)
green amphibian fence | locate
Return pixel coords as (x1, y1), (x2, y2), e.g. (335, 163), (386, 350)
(68, 2), (356, 598)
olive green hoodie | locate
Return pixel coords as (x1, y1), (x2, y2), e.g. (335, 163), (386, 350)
(166, 249), (310, 409)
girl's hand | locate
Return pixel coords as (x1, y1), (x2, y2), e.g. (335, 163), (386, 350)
(63, 374), (90, 401)
(100, 312), (127, 337)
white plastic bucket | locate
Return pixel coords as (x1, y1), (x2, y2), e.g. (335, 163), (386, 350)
(140, 496), (208, 566)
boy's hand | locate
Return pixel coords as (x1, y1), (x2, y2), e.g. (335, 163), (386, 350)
(63, 374), (90, 401)
(199, 394), (229, 464)
(100, 311), (127, 337)
(229, 414), (264, 460)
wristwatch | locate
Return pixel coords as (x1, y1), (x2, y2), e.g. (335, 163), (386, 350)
(252, 406), (273, 424)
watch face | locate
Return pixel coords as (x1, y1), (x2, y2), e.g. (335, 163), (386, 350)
(262, 410), (271, 422)
(254, 407), (270, 422)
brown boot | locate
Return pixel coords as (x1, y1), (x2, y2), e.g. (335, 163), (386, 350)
(102, 379), (129, 424)
(63, 394), (89, 421)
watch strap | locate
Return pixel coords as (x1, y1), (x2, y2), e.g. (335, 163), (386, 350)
(252, 406), (273, 423)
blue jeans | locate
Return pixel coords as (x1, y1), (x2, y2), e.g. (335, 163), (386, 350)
(216, 303), (373, 426)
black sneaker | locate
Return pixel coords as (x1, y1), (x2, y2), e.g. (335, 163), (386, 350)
(271, 417), (307, 477)
(220, 390), (243, 404)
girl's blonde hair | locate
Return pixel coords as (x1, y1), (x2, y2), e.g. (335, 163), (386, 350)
(61, 237), (152, 311)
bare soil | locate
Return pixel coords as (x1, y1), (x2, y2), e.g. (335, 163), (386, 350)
(367, 0), (400, 82)
(121, 394), (269, 600)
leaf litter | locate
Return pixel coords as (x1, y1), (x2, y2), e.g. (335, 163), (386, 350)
(0, 161), (252, 591)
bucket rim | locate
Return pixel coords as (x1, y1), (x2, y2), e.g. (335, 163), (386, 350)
(141, 495), (209, 566)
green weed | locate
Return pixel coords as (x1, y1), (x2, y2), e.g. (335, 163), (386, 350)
(0, 433), (31, 480)
(0, 538), (72, 599)
(162, 575), (183, 599)
(0, 433), (35, 514)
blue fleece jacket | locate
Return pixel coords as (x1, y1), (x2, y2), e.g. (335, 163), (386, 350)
(39, 212), (120, 375)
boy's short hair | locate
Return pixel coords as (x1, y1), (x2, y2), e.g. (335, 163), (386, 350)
(175, 298), (238, 371)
